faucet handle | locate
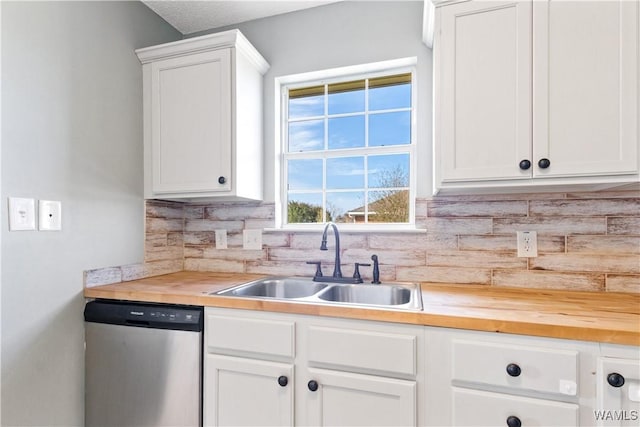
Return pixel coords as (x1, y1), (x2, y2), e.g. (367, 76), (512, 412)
(306, 261), (323, 279)
(352, 263), (371, 282)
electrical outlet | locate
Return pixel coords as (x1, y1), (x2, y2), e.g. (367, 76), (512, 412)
(517, 231), (538, 257)
(215, 229), (228, 249)
(243, 229), (262, 250)
(39, 200), (62, 231)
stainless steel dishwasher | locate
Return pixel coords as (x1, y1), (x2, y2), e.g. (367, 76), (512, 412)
(84, 300), (203, 427)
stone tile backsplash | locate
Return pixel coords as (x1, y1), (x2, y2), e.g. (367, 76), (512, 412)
(144, 190), (640, 293)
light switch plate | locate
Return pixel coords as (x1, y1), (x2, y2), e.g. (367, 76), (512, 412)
(215, 229), (228, 249)
(8, 197), (36, 231)
(39, 200), (62, 231)
(243, 229), (262, 250)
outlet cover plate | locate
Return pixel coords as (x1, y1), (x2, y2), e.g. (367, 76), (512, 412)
(39, 200), (62, 231)
(517, 231), (538, 257)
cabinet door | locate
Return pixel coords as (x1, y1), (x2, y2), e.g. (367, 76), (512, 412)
(204, 354), (293, 427)
(533, 0), (639, 178)
(151, 49), (232, 194)
(303, 368), (416, 427)
(437, 1), (532, 182)
(596, 357), (640, 426)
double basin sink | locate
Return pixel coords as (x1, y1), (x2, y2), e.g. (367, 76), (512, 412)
(214, 277), (423, 311)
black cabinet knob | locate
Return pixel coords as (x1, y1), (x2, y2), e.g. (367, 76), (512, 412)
(607, 372), (625, 388)
(538, 158), (551, 169)
(506, 415), (522, 427)
(506, 363), (521, 377)
(519, 160), (531, 170)
(277, 376), (288, 387)
(218, 176), (226, 184)
(308, 380), (319, 392)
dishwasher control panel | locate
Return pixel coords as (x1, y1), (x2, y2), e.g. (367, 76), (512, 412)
(84, 300), (203, 331)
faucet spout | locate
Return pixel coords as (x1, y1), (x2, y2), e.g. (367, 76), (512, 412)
(321, 222), (342, 278)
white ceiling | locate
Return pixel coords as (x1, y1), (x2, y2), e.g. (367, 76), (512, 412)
(142, 0), (342, 35)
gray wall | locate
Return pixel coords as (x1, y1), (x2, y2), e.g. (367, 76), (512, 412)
(1, 1), (180, 425)
(192, 1), (433, 201)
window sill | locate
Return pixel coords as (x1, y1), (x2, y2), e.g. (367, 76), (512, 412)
(264, 225), (427, 234)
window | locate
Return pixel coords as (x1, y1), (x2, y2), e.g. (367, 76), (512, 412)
(278, 60), (416, 228)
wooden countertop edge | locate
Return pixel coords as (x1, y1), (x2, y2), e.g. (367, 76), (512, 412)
(83, 279), (640, 346)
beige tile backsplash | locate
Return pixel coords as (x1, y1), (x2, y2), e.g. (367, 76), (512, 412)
(144, 191), (640, 293)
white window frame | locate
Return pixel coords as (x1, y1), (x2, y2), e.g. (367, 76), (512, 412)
(274, 57), (418, 231)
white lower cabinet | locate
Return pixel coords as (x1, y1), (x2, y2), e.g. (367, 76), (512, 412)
(425, 327), (601, 427)
(203, 307), (638, 427)
(596, 345), (640, 427)
(304, 368), (416, 427)
(205, 355), (293, 427)
(203, 307), (424, 427)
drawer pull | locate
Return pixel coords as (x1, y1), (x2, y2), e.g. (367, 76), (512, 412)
(506, 415), (522, 427)
(607, 372), (625, 388)
(506, 363), (522, 377)
(308, 380), (319, 392)
(277, 376), (288, 387)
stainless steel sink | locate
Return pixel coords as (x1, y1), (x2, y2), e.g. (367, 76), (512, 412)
(213, 276), (423, 311)
(317, 284), (412, 306)
(216, 277), (328, 299)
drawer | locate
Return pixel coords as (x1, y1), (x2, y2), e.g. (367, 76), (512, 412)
(452, 339), (578, 397)
(206, 314), (295, 359)
(452, 387), (578, 426)
(307, 325), (417, 377)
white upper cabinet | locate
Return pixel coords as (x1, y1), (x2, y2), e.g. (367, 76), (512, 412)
(533, 0), (638, 178)
(136, 30), (269, 200)
(150, 50), (232, 195)
(436, 1), (533, 183)
(433, 0), (639, 194)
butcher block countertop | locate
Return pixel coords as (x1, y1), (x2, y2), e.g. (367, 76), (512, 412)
(83, 271), (640, 346)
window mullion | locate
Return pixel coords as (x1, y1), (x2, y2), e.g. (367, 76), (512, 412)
(282, 88), (289, 224)
(364, 78), (370, 223)
(322, 84), (328, 223)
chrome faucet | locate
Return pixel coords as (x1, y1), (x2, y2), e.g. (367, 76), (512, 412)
(321, 222), (343, 278)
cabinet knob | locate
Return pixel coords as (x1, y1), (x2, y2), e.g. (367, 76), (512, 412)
(506, 415), (522, 427)
(538, 158), (551, 169)
(277, 375), (288, 387)
(218, 176), (227, 184)
(519, 160), (531, 170)
(506, 363), (521, 377)
(307, 380), (319, 392)
(607, 372), (625, 388)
